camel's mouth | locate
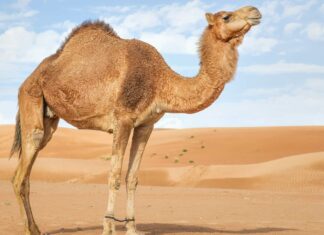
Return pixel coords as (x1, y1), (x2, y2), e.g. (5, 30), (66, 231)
(247, 17), (261, 26)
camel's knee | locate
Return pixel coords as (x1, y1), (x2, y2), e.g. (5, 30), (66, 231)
(12, 175), (28, 197)
(126, 175), (138, 191)
(12, 177), (20, 194)
(108, 172), (122, 190)
(12, 166), (23, 191)
(21, 129), (44, 157)
(30, 129), (44, 148)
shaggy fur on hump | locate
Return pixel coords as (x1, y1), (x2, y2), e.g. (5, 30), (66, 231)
(56, 20), (119, 55)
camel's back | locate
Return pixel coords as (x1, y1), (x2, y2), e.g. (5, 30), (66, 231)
(39, 22), (127, 121)
(43, 22), (127, 84)
(39, 21), (169, 126)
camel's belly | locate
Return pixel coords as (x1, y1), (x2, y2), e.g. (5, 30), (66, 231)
(65, 114), (115, 132)
(43, 83), (119, 134)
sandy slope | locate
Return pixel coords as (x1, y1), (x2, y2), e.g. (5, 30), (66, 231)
(1, 125), (324, 234)
(1, 125), (324, 192)
(1, 125), (324, 165)
(1, 152), (324, 193)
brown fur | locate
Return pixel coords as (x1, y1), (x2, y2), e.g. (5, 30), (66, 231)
(9, 113), (21, 158)
(56, 20), (119, 55)
(10, 6), (261, 235)
(120, 40), (157, 111)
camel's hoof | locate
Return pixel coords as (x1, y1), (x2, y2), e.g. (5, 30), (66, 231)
(102, 221), (116, 235)
(25, 225), (41, 235)
(27, 232), (41, 235)
(102, 230), (115, 235)
(126, 229), (143, 235)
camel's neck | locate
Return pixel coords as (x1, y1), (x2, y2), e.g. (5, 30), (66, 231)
(160, 29), (239, 114)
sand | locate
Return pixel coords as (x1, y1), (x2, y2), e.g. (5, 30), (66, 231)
(1, 125), (324, 234)
(2, 180), (324, 235)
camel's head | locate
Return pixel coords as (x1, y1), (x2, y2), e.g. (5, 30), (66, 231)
(205, 6), (261, 43)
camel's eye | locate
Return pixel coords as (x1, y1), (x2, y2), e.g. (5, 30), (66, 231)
(223, 15), (231, 22)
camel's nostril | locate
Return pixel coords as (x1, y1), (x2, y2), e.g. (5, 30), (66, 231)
(250, 8), (262, 19)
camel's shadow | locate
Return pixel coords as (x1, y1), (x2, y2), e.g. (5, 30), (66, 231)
(46, 223), (297, 234)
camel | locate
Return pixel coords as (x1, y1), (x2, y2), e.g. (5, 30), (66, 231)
(10, 5), (261, 235)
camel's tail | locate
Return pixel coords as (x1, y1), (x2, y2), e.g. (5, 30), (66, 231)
(9, 111), (22, 159)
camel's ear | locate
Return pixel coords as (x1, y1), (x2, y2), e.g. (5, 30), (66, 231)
(205, 13), (215, 25)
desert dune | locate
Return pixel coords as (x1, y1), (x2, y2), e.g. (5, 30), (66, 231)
(1, 125), (324, 234)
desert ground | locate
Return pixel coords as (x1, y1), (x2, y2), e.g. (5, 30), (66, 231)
(1, 125), (324, 234)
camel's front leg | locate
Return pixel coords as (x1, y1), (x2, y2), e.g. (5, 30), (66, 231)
(125, 125), (153, 235)
(103, 119), (132, 235)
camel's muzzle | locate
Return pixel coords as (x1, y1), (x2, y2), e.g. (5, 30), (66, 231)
(246, 7), (262, 26)
(236, 6), (262, 26)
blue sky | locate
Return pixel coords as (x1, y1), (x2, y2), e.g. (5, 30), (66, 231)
(0, 0), (323, 128)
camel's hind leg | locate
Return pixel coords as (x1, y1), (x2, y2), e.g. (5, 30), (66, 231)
(12, 88), (59, 235)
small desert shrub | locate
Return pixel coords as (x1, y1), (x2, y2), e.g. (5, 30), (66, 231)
(101, 156), (111, 161)
(4, 201), (11, 206)
(174, 159), (179, 163)
(182, 149), (188, 152)
(189, 160), (194, 164)
(201, 145), (205, 149)
(178, 153), (183, 156)
(164, 155), (169, 159)
(190, 135), (195, 138)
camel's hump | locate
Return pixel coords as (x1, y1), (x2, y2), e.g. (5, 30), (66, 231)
(56, 20), (119, 55)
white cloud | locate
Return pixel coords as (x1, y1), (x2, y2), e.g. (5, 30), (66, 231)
(0, 26), (62, 64)
(102, 13), (154, 38)
(284, 22), (302, 34)
(158, 0), (205, 33)
(240, 62), (324, 75)
(116, 10), (161, 37)
(240, 36), (278, 55)
(282, 0), (317, 18)
(107, 0), (207, 34)
(140, 31), (199, 55)
(306, 22), (324, 41)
